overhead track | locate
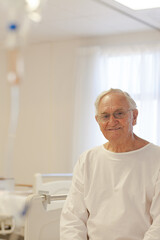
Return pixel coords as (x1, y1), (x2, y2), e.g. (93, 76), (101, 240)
(93, 0), (160, 32)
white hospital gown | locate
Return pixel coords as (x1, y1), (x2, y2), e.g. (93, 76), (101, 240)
(60, 143), (160, 240)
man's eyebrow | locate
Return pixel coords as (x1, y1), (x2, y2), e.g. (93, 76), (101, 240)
(101, 108), (124, 114)
(114, 108), (125, 111)
(101, 112), (109, 115)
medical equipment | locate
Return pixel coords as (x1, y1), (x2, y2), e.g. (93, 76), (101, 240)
(0, 0), (47, 180)
(0, 173), (72, 240)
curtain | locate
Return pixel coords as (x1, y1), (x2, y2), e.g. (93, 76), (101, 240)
(72, 47), (106, 163)
(72, 45), (160, 165)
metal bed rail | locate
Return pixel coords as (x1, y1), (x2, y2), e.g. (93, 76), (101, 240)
(40, 192), (67, 204)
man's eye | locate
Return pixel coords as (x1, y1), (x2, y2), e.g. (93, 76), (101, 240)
(103, 114), (110, 119)
(116, 111), (123, 115)
(115, 111), (125, 117)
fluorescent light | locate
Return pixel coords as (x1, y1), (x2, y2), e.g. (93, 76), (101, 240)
(114, 0), (160, 10)
(29, 12), (42, 22)
(26, 0), (40, 11)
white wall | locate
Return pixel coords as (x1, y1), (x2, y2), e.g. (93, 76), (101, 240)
(0, 30), (160, 185)
(0, 41), (80, 185)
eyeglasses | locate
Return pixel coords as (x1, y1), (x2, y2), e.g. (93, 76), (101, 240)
(97, 109), (133, 122)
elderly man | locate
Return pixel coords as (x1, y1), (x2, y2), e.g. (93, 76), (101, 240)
(60, 88), (160, 240)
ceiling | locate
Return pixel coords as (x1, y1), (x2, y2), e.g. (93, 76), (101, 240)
(1, 0), (160, 43)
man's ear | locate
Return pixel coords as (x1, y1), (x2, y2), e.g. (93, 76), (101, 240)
(132, 109), (138, 126)
(95, 115), (98, 123)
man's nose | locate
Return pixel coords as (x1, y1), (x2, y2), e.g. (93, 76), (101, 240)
(108, 114), (118, 124)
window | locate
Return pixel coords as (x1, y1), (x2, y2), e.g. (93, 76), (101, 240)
(72, 46), (160, 164)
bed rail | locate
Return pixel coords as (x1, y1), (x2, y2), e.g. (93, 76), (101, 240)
(40, 192), (67, 204)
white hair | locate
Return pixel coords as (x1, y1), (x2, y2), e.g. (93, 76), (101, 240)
(95, 88), (137, 115)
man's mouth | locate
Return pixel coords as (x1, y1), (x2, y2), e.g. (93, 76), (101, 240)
(108, 127), (121, 131)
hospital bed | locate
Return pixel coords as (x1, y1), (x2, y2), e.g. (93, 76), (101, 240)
(0, 173), (72, 240)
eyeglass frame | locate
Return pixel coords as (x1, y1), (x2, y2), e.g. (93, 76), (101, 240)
(97, 109), (133, 123)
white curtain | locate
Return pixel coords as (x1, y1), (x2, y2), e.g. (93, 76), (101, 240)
(72, 45), (160, 165)
(72, 47), (106, 163)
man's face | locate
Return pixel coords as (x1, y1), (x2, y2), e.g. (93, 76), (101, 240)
(95, 93), (138, 143)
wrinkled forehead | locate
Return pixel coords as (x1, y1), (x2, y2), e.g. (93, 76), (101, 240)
(98, 93), (130, 113)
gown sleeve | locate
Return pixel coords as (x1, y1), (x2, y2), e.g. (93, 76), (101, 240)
(60, 156), (89, 240)
(143, 170), (160, 240)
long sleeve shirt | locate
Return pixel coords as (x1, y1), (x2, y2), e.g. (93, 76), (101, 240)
(60, 143), (160, 240)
